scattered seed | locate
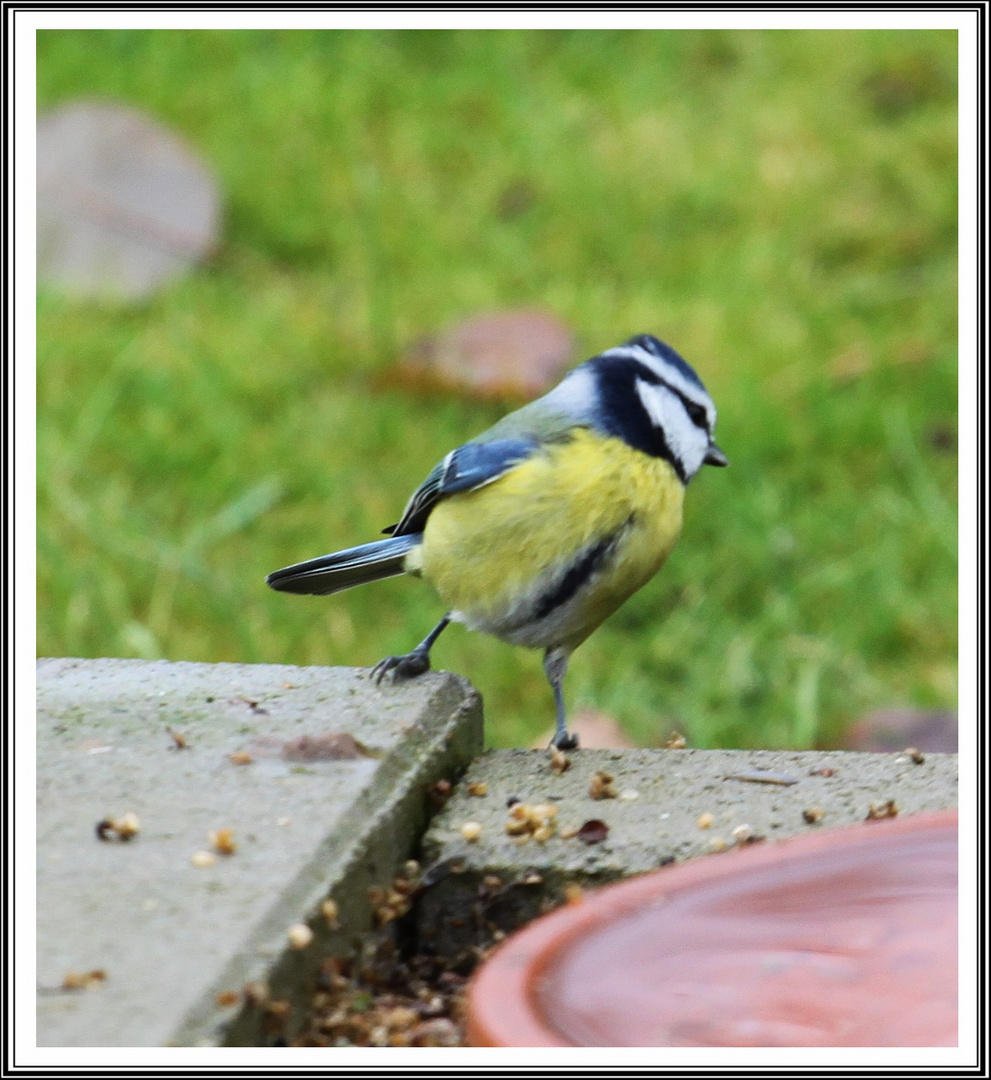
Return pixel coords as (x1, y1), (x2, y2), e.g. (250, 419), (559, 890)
(533, 824), (555, 843)
(459, 822), (482, 843)
(409, 1017), (460, 1047)
(289, 927), (481, 1046)
(115, 811), (140, 839)
(264, 999), (291, 1035)
(428, 779), (453, 807)
(707, 836), (729, 853)
(209, 828), (237, 856)
(96, 812), (140, 842)
(905, 746), (926, 764)
(618, 788), (639, 801)
(588, 771), (617, 800)
(166, 726), (188, 750)
(315, 957), (348, 993)
(731, 824), (753, 843)
(321, 899), (341, 929)
(802, 806), (825, 825)
(810, 766), (836, 778)
(697, 812), (714, 830)
(216, 990), (240, 1007)
(866, 799), (899, 820)
(563, 882), (584, 904)
(420, 993), (445, 1017)
(466, 781), (488, 797)
(549, 746), (571, 773)
(370, 881), (412, 927)
(61, 969), (106, 991)
(664, 731), (687, 749)
(229, 751), (254, 766)
(191, 850), (217, 868)
(288, 923), (314, 950)
(243, 980), (270, 1007)
(504, 802), (558, 839)
(384, 1006), (419, 1030)
(505, 802), (531, 829)
(235, 696), (269, 716)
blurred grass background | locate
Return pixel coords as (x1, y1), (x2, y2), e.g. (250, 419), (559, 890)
(36, 27), (958, 749)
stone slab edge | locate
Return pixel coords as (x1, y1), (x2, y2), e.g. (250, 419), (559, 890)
(191, 671), (483, 1046)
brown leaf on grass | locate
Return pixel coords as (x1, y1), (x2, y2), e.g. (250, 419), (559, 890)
(390, 309), (575, 402)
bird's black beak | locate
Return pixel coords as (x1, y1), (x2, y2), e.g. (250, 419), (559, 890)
(704, 442), (729, 467)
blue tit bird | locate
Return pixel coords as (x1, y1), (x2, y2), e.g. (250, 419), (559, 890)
(267, 333), (727, 749)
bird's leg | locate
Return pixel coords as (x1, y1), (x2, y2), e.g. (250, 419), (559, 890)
(372, 615), (451, 684)
(543, 646), (579, 750)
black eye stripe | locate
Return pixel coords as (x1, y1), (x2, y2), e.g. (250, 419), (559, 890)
(635, 372), (710, 431)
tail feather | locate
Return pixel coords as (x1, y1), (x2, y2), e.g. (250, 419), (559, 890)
(266, 534), (420, 596)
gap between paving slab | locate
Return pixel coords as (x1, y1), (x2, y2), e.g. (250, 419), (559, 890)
(415, 747), (958, 958)
(36, 658), (482, 1047)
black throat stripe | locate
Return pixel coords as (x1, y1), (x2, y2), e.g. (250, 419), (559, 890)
(592, 358), (690, 483)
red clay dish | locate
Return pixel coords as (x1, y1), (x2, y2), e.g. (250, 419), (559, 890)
(466, 810), (957, 1047)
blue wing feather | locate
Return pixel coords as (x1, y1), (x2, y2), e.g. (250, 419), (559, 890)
(387, 437), (539, 536)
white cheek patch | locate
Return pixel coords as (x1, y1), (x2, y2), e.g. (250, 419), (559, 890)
(636, 379), (709, 479)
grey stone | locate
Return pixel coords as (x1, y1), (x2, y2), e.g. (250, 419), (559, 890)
(36, 658), (482, 1047)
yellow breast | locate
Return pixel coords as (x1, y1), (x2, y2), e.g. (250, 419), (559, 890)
(414, 429), (685, 650)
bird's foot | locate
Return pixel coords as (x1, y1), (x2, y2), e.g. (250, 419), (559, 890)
(372, 650), (431, 684)
(551, 729), (579, 751)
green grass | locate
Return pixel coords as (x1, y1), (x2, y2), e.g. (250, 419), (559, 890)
(36, 28), (958, 749)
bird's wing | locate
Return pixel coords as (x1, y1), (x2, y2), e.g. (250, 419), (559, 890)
(384, 437), (540, 536)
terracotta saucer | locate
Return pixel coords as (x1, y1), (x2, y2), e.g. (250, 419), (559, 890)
(466, 810), (957, 1047)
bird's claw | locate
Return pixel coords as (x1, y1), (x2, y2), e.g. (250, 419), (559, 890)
(551, 730), (579, 750)
(372, 650), (431, 685)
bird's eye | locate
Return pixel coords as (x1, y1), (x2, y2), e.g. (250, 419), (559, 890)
(684, 400), (708, 429)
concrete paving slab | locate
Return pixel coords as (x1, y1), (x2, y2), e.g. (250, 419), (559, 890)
(36, 658), (482, 1047)
(416, 747), (958, 956)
